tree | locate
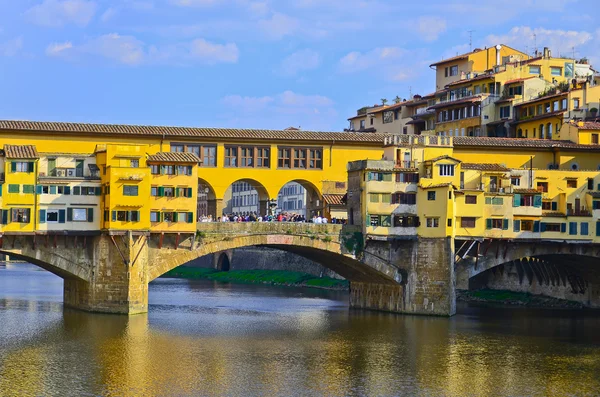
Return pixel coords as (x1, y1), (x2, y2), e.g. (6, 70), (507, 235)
(381, 98), (388, 106)
(394, 96), (401, 104)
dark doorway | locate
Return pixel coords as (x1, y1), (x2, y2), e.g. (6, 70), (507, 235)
(217, 253), (230, 272)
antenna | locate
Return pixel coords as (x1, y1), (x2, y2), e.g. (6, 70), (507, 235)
(533, 33), (537, 55)
(572, 46), (576, 60)
(409, 86), (412, 98)
(468, 30), (474, 52)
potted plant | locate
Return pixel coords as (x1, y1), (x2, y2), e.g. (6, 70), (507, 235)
(590, 107), (598, 118)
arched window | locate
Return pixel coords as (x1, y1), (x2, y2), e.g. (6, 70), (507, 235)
(518, 128), (523, 138)
(525, 129), (529, 138)
(539, 124), (545, 139)
(547, 123), (553, 139)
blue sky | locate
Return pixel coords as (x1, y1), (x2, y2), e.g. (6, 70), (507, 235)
(0, 0), (598, 131)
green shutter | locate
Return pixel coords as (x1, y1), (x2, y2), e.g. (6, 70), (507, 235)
(175, 188), (180, 197)
(39, 209), (46, 224)
(187, 187), (193, 197)
(533, 195), (542, 208)
(533, 221), (540, 233)
(95, 187), (102, 196)
(8, 184), (19, 193)
(73, 186), (81, 195)
(64, 186), (71, 195)
(502, 219), (509, 230)
(513, 194), (521, 207)
(112, 211), (117, 222)
(28, 162), (34, 173)
(187, 212), (193, 223)
(59, 209), (66, 224)
(158, 187), (164, 197)
(551, 202), (557, 211)
(0, 210), (7, 224)
(0, 184), (2, 197)
(513, 220), (521, 232)
(596, 222), (600, 237)
(173, 212), (178, 222)
(67, 208), (73, 222)
(11, 162), (16, 172)
(88, 208), (94, 222)
(486, 219), (492, 230)
(36, 185), (42, 194)
(50, 186), (57, 195)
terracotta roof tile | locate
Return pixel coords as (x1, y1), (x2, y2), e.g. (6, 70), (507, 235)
(427, 155), (462, 163)
(147, 152), (201, 163)
(420, 183), (453, 189)
(504, 77), (536, 85)
(575, 121), (600, 130)
(0, 120), (386, 144)
(427, 96), (482, 110)
(446, 73), (493, 87)
(4, 144), (39, 159)
(452, 136), (600, 150)
(514, 188), (540, 194)
(461, 163), (509, 172)
(323, 194), (346, 206)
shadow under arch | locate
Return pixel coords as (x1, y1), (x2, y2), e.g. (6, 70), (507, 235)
(216, 252), (230, 272)
(222, 178), (272, 217)
(0, 250), (89, 281)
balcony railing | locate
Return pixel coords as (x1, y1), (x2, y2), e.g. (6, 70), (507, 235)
(395, 160), (419, 169)
(567, 209), (591, 217)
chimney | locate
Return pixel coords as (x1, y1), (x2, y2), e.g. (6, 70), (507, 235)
(495, 44), (502, 66)
(543, 47), (550, 58)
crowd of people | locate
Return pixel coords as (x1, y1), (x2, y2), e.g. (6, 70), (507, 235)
(198, 212), (347, 224)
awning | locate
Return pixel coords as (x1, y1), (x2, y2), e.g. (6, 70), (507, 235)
(323, 194), (346, 206)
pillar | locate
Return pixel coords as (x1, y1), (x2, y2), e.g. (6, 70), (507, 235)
(259, 200), (269, 217)
(63, 233), (149, 315)
(207, 198), (224, 219)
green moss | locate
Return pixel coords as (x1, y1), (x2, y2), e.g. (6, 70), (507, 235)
(342, 232), (364, 255)
(162, 267), (217, 279)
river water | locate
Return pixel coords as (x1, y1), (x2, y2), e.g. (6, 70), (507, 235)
(1, 263), (600, 397)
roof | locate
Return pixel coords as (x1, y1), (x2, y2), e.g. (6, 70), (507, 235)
(427, 96), (482, 110)
(323, 194), (346, 206)
(452, 136), (600, 151)
(461, 163), (509, 172)
(504, 76), (536, 85)
(514, 188), (541, 194)
(420, 183), (453, 189)
(510, 110), (565, 125)
(574, 121), (600, 130)
(429, 44), (526, 67)
(3, 144), (39, 159)
(587, 192), (600, 198)
(146, 152), (201, 163)
(0, 120), (386, 145)
(513, 91), (569, 108)
(445, 73), (493, 88)
(426, 155), (462, 163)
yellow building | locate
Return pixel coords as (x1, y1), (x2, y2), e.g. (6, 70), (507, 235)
(349, 135), (600, 242)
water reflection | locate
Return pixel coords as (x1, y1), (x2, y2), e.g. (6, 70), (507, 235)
(0, 264), (599, 396)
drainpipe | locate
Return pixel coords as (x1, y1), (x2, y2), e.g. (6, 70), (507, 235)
(330, 140), (334, 167)
(160, 132), (165, 152)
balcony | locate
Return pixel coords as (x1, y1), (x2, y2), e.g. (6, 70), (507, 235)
(395, 160), (419, 169)
(415, 107), (435, 116)
(567, 209), (591, 217)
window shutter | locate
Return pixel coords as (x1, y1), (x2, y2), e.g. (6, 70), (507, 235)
(173, 212), (178, 222)
(88, 208), (94, 222)
(64, 186), (71, 195)
(513, 194), (521, 207)
(67, 208), (73, 222)
(561, 223), (566, 233)
(533, 195), (542, 208)
(59, 209), (66, 224)
(540, 222), (546, 232)
(551, 202), (557, 211)
(187, 212), (193, 223)
(36, 185), (42, 195)
(112, 211), (117, 222)
(533, 221), (540, 233)
(596, 222), (600, 237)
(581, 223), (588, 235)
(28, 162), (34, 172)
(569, 222), (577, 235)
(158, 187), (164, 197)
(175, 188), (180, 198)
(513, 220), (520, 232)
(73, 186), (81, 195)
(50, 186), (57, 195)
(502, 219), (509, 230)
(187, 188), (193, 197)
(95, 187), (102, 196)
(0, 184), (2, 197)
(486, 219), (492, 230)
(39, 209), (46, 224)
(11, 162), (16, 172)
(0, 210), (7, 224)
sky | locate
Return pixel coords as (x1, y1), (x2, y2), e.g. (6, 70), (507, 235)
(0, 0), (598, 131)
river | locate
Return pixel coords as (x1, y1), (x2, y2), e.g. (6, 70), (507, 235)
(1, 263), (600, 397)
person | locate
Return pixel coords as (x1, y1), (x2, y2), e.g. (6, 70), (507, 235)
(322, 217), (328, 224)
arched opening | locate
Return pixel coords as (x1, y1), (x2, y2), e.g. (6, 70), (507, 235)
(198, 178), (217, 221)
(275, 179), (327, 221)
(222, 179), (270, 219)
(216, 252), (230, 272)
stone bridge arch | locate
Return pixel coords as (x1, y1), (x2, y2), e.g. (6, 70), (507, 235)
(147, 224), (402, 285)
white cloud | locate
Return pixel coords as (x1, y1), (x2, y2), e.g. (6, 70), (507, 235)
(416, 16), (447, 42)
(169, 0), (221, 6)
(258, 12), (300, 40)
(222, 90), (334, 114)
(100, 7), (117, 22)
(279, 49), (320, 76)
(189, 38), (239, 64)
(486, 26), (593, 56)
(45, 41), (73, 56)
(46, 33), (239, 66)
(221, 94), (274, 112)
(26, 0), (97, 28)
(0, 37), (24, 57)
(339, 47), (404, 73)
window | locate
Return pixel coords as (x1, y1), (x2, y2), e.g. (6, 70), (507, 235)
(46, 210), (59, 223)
(537, 182), (548, 192)
(151, 186), (158, 196)
(8, 184), (19, 193)
(500, 106), (510, 118)
(521, 220), (534, 231)
(592, 134), (598, 144)
(123, 185), (139, 196)
(150, 211), (160, 222)
(426, 217), (439, 228)
(529, 66), (540, 74)
(465, 195), (477, 204)
(542, 201), (551, 210)
(588, 178), (594, 190)
(569, 222), (577, 235)
(561, 98), (567, 110)
(113, 210), (139, 222)
(573, 98), (580, 109)
(11, 208), (31, 223)
(370, 118), (374, 126)
(396, 173), (419, 183)
(511, 177), (521, 186)
(485, 197), (504, 205)
(71, 208), (89, 222)
(550, 67), (561, 76)
(12, 162), (33, 173)
(309, 149), (322, 169)
(360, 120), (365, 129)
(381, 193), (391, 204)
(176, 166), (192, 175)
(81, 186), (98, 195)
(370, 215), (380, 227)
(293, 149), (306, 168)
(553, 101), (559, 112)
(383, 111), (394, 124)
(581, 222), (589, 236)
(461, 217), (476, 228)
(162, 165), (175, 175)
(171, 143), (216, 167)
(368, 172), (392, 181)
(164, 187), (175, 197)
(130, 159), (139, 168)
(225, 146), (238, 167)
(392, 192), (416, 205)
(57, 186), (71, 195)
(277, 148), (291, 168)
(256, 147), (270, 168)
(22, 185), (35, 194)
(240, 147), (254, 167)
(369, 193), (380, 203)
(567, 179), (577, 188)
(439, 164), (455, 176)
(427, 191), (436, 201)
(393, 216), (419, 227)
(543, 223), (561, 232)
(490, 218), (504, 229)
(449, 65), (458, 76)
